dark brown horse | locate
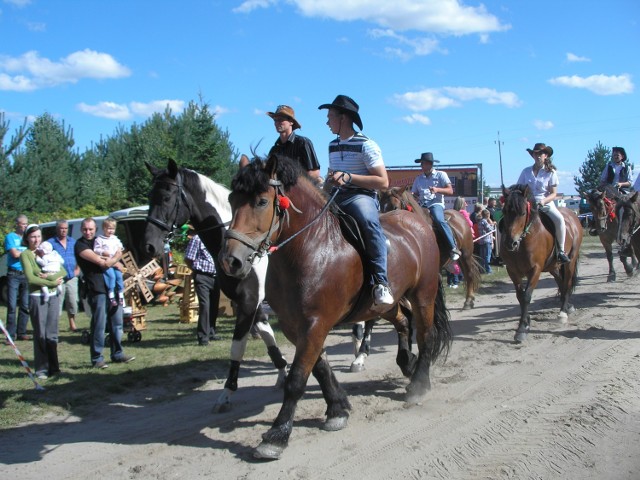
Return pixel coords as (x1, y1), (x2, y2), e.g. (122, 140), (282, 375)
(379, 185), (482, 309)
(584, 188), (638, 281)
(616, 190), (640, 270)
(500, 184), (582, 343)
(220, 155), (451, 460)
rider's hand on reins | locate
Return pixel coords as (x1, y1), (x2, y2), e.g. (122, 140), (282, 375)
(330, 170), (352, 186)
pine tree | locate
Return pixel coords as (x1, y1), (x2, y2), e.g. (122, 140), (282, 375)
(574, 142), (610, 195)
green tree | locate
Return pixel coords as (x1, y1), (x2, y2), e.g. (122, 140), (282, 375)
(574, 142), (609, 195)
(4, 113), (79, 214)
(0, 113), (30, 214)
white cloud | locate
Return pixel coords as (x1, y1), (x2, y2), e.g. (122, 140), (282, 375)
(533, 120), (554, 130)
(3, 0), (32, 7)
(27, 22), (46, 32)
(369, 28), (444, 59)
(566, 52), (590, 62)
(77, 102), (131, 120)
(548, 74), (633, 95)
(212, 105), (229, 117)
(402, 113), (431, 125)
(392, 86), (521, 111)
(0, 49), (131, 92)
(234, 0), (509, 36)
(77, 99), (185, 120)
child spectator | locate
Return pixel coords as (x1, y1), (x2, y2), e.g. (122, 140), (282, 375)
(94, 218), (125, 307)
(35, 240), (65, 301)
(478, 209), (495, 274)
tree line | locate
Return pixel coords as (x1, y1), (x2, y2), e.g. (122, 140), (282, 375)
(0, 99), (240, 253)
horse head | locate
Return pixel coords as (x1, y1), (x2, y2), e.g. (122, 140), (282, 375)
(222, 154), (303, 279)
(617, 191), (640, 251)
(586, 188), (615, 234)
(501, 184), (535, 252)
(379, 185), (415, 213)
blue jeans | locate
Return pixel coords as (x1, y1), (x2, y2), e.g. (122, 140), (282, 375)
(335, 190), (389, 286)
(103, 267), (124, 295)
(6, 270), (30, 338)
(428, 204), (457, 251)
(479, 243), (492, 273)
(88, 292), (125, 364)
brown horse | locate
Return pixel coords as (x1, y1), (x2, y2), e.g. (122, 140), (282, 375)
(616, 190), (640, 269)
(220, 155), (451, 460)
(379, 185), (482, 309)
(585, 188), (638, 281)
(500, 184), (582, 343)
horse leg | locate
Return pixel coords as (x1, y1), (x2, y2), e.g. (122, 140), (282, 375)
(253, 311), (288, 387)
(510, 270), (539, 343)
(382, 303), (416, 378)
(604, 241), (616, 282)
(460, 248), (481, 310)
(350, 320), (373, 373)
(254, 337), (330, 460)
(312, 350), (351, 431)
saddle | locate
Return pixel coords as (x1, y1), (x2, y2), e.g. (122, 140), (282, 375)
(330, 203), (367, 255)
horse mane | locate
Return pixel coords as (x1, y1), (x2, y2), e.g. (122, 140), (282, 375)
(504, 184), (537, 217)
(399, 187), (422, 212)
(181, 167), (232, 223)
(232, 154), (329, 205)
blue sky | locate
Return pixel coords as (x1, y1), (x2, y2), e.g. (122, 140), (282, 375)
(1, 0), (639, 195)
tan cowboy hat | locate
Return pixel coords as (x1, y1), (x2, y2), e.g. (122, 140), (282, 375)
(318, 95), (364, 131)
(266, 105), (301, 130)
(414, 152), (440, 164)
(526, 143), (553, 157)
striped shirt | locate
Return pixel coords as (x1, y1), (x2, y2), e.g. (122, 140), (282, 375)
(328, 133), (383, 193)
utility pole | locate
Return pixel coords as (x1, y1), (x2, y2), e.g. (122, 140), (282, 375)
(495, 131), (504, 188)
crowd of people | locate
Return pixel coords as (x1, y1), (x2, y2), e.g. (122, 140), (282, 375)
(3, 91), (633, 381)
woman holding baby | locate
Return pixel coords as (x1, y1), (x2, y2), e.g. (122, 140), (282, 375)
(20, 224), (67, 380)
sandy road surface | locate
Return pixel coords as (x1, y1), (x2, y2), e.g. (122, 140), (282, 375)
(2, 243), (639, 480)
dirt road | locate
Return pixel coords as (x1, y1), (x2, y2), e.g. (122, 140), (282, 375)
(2, 243), (639, 479)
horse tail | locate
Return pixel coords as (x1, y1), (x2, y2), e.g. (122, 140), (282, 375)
(462, 252), (483, 298)
(430, 279), (452, 362)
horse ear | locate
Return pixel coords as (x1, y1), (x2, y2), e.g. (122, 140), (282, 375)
(145, 161), (159, 176)
(239, 154), (250, 170)
(502, 185), (510, 196)
(403, 185), (411, 192)
(167, 159), (178, 179)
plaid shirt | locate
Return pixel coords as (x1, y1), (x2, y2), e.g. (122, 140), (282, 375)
(184, 234), (216, 274)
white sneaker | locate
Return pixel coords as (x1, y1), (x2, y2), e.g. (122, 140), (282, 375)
(373, 284), (393, 306)
(450, 249), (461, 261)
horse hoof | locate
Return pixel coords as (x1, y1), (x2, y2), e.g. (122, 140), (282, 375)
(211, 401), (231, 414)
(405, 389), (427, 406)
(254, 441), (284, 460)
(567, 304), (576, 313)
(350, 362), (365, 373)
(322, 416), (348, 431)
(514, 331), (528, 343)
(557, 311), (568, 324)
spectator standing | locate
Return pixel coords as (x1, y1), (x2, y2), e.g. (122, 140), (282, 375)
(20, 224), (66, 379)
(411, 152), (461, 261)
(185, 233), (221, 345)
(75, 218), (134, 368)
(4, 214), (31, 341)
(267, 104), (322, 184)
(478, 209), (495, 274)
(49, 220), (80, 332)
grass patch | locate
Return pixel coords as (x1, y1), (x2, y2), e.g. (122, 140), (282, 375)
(0, 302), (289, 429)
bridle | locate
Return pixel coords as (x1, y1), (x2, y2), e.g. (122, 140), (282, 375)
(387, 189), (413, 212)
(225, 171), (341, 262)
(146, 173), (193, 242)
(594, 196), (616, 230)
(506, 192), (533, 245)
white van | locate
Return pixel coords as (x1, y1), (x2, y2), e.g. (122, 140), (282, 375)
(0, 206), (152, 304)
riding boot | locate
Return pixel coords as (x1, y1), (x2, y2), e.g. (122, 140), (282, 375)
(557, 250), (571, 264)
(46, 340), (60, 376)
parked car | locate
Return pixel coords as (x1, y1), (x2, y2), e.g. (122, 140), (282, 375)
(0, 206), (156, 304)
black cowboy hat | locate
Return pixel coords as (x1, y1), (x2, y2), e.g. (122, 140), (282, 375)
(318, 95), (363, 131)
(526, 142), (553, 157)
(266, 105), (301, 130)
(612, 146), (627, 161)
(414, 152), (440, 164)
